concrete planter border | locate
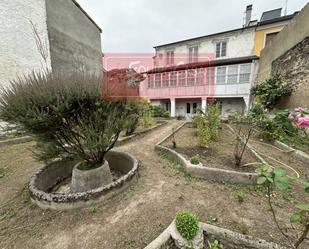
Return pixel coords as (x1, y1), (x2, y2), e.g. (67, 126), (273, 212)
(274, 140), (309, 165)
(144, 221), (288, 249)
(29, 150), (138, 210)
(117, 120), (168, 146)
(155, 123), (261, 185)
(0, 136), (33, 148)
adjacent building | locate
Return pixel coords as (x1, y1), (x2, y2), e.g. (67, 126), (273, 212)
(0, 0), (103, 89)
(257, 3), (309, 108)
(140, 5), (297, 118)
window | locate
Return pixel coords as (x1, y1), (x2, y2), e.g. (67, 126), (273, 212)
(147, 74), (155, 88)
(239, 64), (251, 83)
(170, 71), (177, 86)
(187, 69), (196, 85)
(155, 74), (161, 88)
(189, 46), (199, 63)
(166, 51), (174, 65)
(227, 65), (238, 84)
(216, 41), (227, 58)
(265, 32), (279, 47)
(178, 71), (186, 86)
(196, 68), (205, 85)
(162, 73), (169, 87)
(216, 66), (226, 84)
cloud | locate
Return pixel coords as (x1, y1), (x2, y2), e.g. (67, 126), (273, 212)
(77, 0), (308, 53)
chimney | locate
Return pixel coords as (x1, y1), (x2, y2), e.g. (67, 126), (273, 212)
(244, 5), (252, 27)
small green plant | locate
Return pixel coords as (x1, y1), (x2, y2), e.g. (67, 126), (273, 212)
(190, 155), (200, 165)
(256, 164), (309, 248)
(234, 191), (245, 203)
(208, 240), (223, 249)
(175, 211), (199, 241)
(89, 204), (97, 213)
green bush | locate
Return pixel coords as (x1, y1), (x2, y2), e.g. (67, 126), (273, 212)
(190, 155), (200, 165)
(125, 100), (147, 136)
(175, 211), (199, 241)
(192, 112), (206, 128)
(150, 105), (170, 118)
(140, 101), (155, 128)
(257, 110), (299, 142)
(0, 72), (130, 169)
(194, 104), (220, 146)
(251, 75), (294, 110)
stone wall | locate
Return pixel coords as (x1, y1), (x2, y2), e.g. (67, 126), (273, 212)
(272, 37), (309, 108)
(0, 0), (51, 89)
(45, 0), (103, 77)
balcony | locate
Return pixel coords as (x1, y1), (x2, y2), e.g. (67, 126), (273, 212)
(140, 63), (253, 98)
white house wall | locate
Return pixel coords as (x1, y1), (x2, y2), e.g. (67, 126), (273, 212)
(155, 28), (256, 67)
(0, 0), (51, 89)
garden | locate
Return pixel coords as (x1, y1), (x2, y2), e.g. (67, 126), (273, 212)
(0, 73), (308, 249)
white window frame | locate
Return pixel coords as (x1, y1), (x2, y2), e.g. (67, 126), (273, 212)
(154, 73), (162, 88)
(166, 50), (174, 65)
(215, 66), (227, 84)
(178, 71), (187, 86)
(215, 41), (227, 58)
(227, 65), (238, 84)
(189, 46), (199, 63)
(170, 71), (177, 87)
(147, 74), (155, 88)
(239, 64), (251, 84)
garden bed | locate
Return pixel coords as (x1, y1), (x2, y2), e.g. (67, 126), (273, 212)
(1, 122), (309, 249)
(162, 123), (260, 173)
(228, 124), (309, 179)
(152, 221), (288, 249)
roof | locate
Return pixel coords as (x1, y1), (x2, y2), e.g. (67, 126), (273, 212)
(146, 55), (259, 74)
(154, 26), (255, 48)
(72, 0), (102, 33)
(257, 12), (298, 26)
(261, 8), (282, 21)
(154, 11), (298, 49)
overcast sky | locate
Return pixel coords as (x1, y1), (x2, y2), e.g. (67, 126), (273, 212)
(77, 0), (308, 53)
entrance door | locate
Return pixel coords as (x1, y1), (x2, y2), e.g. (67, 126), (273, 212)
(186, 103), (192, 120)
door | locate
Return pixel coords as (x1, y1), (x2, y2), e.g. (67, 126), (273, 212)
(186, 103), (192, 120)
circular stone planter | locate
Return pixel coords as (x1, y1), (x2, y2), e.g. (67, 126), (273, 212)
(29, 150), (138, 210)
(71, 160), (113, 193)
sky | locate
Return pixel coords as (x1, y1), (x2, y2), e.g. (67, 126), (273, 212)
(77, 0), (308, 53)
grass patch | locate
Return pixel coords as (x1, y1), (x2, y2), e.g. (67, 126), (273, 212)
(156, 149), (195, 182)
(124, 181), (144, 200)
(228, 220), (250, 235)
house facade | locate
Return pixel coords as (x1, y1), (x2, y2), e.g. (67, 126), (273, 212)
(0, 0), (102, 89)
(253, 8), (298, 56)
(139, 5), (297, 118)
